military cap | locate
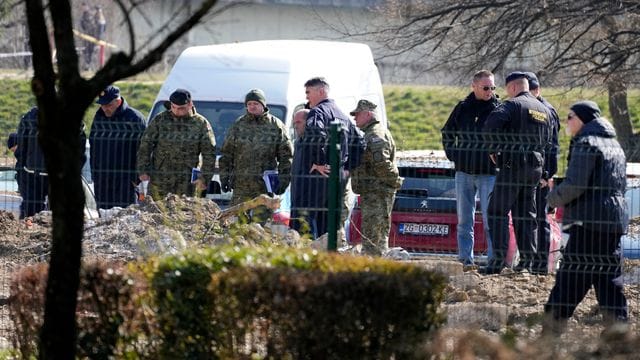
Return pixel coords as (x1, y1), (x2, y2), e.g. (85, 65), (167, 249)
(349, 99), (377, 116)
(505, 71), (527, 85)
(245, 88), (267, 108)
(170, 88), (192, 105)
(524, 72), (540, 89)
(96, 85), (120, 105)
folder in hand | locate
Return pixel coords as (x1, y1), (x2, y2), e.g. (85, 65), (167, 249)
(263, 170), (279, 194)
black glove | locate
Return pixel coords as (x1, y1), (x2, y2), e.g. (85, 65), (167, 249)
(275, 181), (288, 195)
(221, 178), (232, 193)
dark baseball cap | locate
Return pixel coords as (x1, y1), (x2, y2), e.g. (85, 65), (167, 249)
(169, 88), (192, 105)
(7, 132), (17, 149)
(96, 85), (120, 105)
(524, 72), (540, 89)
(505, 71), (527, 85)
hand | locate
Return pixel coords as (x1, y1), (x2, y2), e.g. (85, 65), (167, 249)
(539, 178), (549, 188)
(194, 178), (207, 191)
(139, 173), (150, 182)
(221, 178), (232, 193)
(310, 163), (330, 177)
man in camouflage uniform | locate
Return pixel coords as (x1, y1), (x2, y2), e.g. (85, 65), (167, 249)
(137, 89), (216, 199)
(219, 89), (293, 222)
(350, 100), (402, 256)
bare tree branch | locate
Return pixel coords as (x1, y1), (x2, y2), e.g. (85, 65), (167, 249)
(334, 0), (640, 157)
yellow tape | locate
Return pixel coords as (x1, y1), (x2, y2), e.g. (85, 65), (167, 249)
(72, 29), (118, 49)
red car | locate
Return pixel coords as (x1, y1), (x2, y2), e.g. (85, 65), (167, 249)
(348, 151), (563, 272)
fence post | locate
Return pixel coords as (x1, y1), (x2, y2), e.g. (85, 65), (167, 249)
(327, 121), (342, 251)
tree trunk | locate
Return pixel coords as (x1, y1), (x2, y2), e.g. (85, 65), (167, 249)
(23, 0), (222, 357)
(606, 80), (638, 161)
(38, 106), (86, 360)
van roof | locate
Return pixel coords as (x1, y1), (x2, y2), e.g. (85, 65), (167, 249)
(158, 40), (380, 106)
(176, 40), (376, 73)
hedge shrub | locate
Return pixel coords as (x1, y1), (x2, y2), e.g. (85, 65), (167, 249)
(151, 245), (447, 359)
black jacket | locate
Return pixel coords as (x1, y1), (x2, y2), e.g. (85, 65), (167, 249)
(15, 107), (46, 173)
(292, 98), (350, 209)
(547, 117), (628, 234)
(539, 96), (560, 179)
(89, 97), (146, 207)
(484, 91), (552, 168)
(441, 92), (499, 175)
(89, 97), (145, 174)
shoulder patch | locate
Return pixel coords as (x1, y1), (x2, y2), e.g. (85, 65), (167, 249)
(529, 109), (548, 123)
(373, 151), (384, 162)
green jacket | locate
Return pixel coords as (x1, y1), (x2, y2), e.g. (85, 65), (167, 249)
(219, 111), (292, 199)
(137, 108), (216, 195)
(352, 119), (402, 193)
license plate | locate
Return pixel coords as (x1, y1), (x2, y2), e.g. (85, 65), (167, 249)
(399, 223), (449, 236)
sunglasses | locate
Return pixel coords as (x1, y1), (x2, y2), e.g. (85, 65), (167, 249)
(480, 86), (496, 91)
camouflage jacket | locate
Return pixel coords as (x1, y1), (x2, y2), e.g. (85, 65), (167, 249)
(351, 119), (402, 193)
(137, 108), (216, 185)
(219, 111), (293, 195)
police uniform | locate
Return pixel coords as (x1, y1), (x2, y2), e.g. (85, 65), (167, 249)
(483, 72), (552, 273)
(350, 100), (402, 255)
(15, 107), (49, 218)
(219, 89), (293, 222)
(524, 72), (561, 274)
(137, 89), (216, 198)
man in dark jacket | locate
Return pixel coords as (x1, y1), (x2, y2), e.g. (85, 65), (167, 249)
(482, 71), (552, 274)
(90, 85), (146, 209)
(15, 107), (48, 220)
(525, 72), (561, 274)
(544, 101), (628, 332)
(441, 70), (500, 267)
(290, 77), (356, 239)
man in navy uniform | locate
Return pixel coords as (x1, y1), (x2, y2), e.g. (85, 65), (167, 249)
(482, 71), (552, 274)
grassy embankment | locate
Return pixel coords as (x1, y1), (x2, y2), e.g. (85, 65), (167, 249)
(1, 78), (639, 170)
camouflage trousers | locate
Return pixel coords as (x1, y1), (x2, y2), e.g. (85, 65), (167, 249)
(359, 189), (396, 256)
(149, 175), (194, 199)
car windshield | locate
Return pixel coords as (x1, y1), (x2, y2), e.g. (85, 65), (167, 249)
(398, 167), (456, 199)
(150, 101), (287, 153)
(0, 169), (18, 192)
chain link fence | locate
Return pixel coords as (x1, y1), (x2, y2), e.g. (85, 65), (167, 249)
(1, 110), (639, 352)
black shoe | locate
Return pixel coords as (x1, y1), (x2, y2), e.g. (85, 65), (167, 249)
(530, 267), (549, 275)
(480, 266), (503, 275)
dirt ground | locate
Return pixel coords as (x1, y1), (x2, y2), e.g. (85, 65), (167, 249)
(0, 195), (639, 358)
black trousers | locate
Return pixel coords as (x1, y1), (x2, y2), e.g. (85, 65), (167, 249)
(487, 164), (542, 269)
(545, 226), (628, 321)
(20, 172), (48, 219)
(533, 184), (551, 272)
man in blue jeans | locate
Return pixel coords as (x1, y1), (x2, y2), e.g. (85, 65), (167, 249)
(441, 70), (500, 267)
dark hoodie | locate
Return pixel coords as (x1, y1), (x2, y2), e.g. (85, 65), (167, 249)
(547, 117), (628, 234)
(441, 92), (500, 175)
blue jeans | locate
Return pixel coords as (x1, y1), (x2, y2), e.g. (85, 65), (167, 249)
(455, 171), (496, 264)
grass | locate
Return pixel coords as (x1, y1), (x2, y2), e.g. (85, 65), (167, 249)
(1, 78), (639, 172)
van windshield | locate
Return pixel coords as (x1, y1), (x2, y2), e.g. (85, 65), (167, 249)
(150, 101), (286, 153)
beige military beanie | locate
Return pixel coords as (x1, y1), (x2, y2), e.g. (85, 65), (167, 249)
(245, 89), (267, 108)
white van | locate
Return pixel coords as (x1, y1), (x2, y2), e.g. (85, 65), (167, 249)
(149, 40), (387, 203)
